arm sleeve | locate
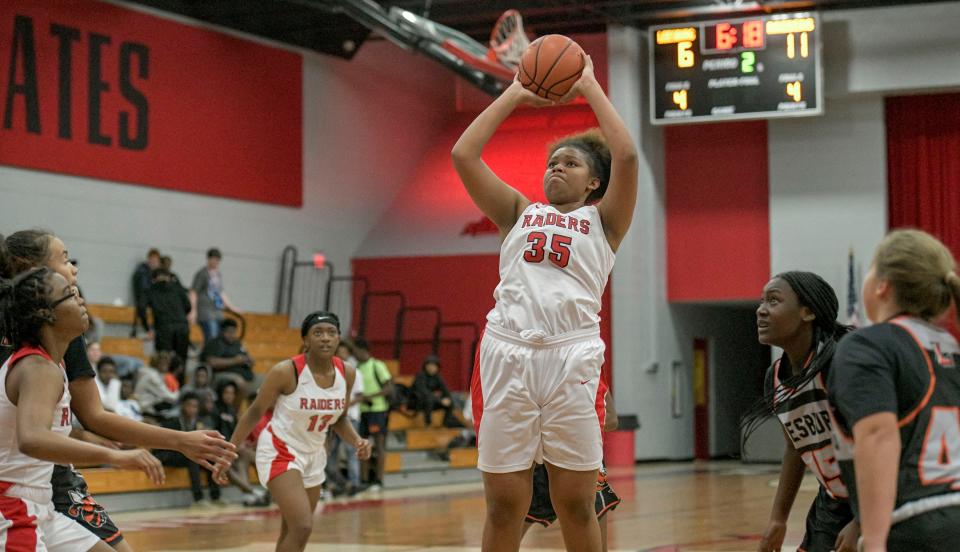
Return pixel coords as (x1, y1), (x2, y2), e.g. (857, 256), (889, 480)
(829, 330), (899, 428)
(191, 270), (206, 294)
(63, 336), (95, 381)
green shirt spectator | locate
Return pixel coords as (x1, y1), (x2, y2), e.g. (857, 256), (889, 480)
(358, 357), (392, 413)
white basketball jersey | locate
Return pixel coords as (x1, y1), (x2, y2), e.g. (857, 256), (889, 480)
(267, 354), (347, 454)
(0, 347), (72, 492)
(487, 203), (615, 336)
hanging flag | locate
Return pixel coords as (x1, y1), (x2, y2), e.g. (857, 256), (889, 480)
(846, 248), (860, 327)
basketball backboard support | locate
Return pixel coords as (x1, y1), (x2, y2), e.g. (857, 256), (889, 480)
(332, 0), (529, 96)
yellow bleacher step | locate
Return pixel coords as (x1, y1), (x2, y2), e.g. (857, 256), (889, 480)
(448, 448), (478, 469)
(405, 428), (461, 450)
(100, 336), (148, 361)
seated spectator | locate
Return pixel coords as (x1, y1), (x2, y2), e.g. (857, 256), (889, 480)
(336, 341), (358, 366)
(87, 340), (142, 380)
(95, 356), (122, 412)
(153, 392), (220, 505)
(181, 365), (216, 424)
(114, 379), (144, 422)
(212, 381), (268, 506)
(134, 351), (179, 417)
(147, 267), (191, 372)
(413, 355), (459, 428)
(200, 319), (262, 408)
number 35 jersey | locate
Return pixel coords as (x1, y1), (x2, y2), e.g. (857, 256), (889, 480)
(268, 354), (347, 455)
(487, 203), (615, 337)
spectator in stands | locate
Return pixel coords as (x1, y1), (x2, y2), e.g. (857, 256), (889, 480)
(165, 354), (182, 393)
(132, 248), (161, 337)
(134, 351), (179, 418)
(87, 340), (142, 380)
(160, 254), (182, 285)
(355, 338), (393, 491)
(328, 351), (365, 495)
(200, 318), (263, 408)
(189, 247), (240, 344)
(413, 355), (458, 428)
(115, 379), (143, 422)
(212, 381), (268, 506)
(336, 341), (358, 366)
(147, 267), (191, 370)
(154, 392), (221, 506)
(95, 356), (122, 412)
(181, 365), (216, 424)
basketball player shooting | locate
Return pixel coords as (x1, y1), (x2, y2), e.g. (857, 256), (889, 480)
(451, 45), (639, 552)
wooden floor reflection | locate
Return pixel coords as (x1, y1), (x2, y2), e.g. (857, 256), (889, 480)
(117, 461), (814, 551)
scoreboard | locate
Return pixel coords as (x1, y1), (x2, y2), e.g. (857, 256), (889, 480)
(649, 12), (822, 125)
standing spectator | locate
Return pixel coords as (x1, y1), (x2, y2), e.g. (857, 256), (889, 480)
(160, 255), (182, 285)
(147, 267), (191, 369)
(181, 366), (216, 424)
(95, 357), (122, 412)
(328, 347), (365, 495)
(355, 338), (393, 491)
(189, 248), (239, 344)
(413, 355), (458, 428)
(134, 351), (179, 418)
(154, 392), (221, 506)
(132, 248), (161, 337)
(200, 319), (263, 408)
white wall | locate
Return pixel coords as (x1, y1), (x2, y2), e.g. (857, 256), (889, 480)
(0, 14), (455, 313)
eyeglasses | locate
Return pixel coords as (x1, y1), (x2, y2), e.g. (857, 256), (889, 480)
(51, 286), (79, 308)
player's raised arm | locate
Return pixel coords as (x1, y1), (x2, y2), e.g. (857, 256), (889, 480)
(451, 80), (550, 235)
(563, 55), (638, 251)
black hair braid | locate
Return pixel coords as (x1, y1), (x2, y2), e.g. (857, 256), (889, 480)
(740, 271), (853, 450)
(0, 268), (56, 350)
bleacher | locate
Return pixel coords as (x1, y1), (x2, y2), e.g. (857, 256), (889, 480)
(85, 304), (479, 508)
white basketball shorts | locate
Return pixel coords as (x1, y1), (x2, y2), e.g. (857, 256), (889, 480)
(471, 324), (606, 473)
(256, 424), (328, 489)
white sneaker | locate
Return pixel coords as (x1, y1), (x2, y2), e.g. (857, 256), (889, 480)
(368, 483), (382, 492)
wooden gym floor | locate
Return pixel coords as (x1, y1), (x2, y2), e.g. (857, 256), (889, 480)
(117, 461), (810, 552)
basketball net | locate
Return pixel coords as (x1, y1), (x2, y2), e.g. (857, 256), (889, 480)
(488, 9), (530, 69)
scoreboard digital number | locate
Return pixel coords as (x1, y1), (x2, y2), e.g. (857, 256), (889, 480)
(650, 12), (823, 125)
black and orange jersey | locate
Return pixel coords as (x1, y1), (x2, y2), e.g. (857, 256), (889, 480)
(766, 349), (848, 500)
(829, 316), (960, 522)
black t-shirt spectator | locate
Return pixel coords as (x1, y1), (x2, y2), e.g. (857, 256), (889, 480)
(200, 336), (254, 381)
(213, 402), (238, 438)
(414, 371), (451, 404)
(147, 278), (191, 330)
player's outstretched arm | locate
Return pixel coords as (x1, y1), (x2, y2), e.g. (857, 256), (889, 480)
(562, 56), (638, 251)
(451, 80), (550, 234)
(69, 377), (236, 472)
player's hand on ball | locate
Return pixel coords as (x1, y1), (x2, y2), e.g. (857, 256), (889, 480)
(508, 78), (554, 108)
(556, 54), (597, 105)
(355, 438), (372, 460)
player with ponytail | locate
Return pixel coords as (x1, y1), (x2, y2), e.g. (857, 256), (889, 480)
(829, 229), (960, 552)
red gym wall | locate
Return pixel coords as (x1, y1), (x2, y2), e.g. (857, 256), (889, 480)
(0, 0), (302, 206)
(665, 121), (771, 302)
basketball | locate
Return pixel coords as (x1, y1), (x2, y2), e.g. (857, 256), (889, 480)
(518, 34), (586, 100)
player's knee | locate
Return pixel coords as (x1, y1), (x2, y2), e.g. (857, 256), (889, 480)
(486, 495), (526, 525)
(286, 517), (313, 544)
(552, 494), (595, 525)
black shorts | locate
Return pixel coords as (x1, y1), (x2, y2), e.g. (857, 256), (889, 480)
(799, 487), (854, 552)
(52, 465), (125, 547)
(525, 463), (621, 527)
(887, 505), (960, 552)
(360, 411), (389, 436)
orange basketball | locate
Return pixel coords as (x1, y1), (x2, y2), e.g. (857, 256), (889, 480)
(518, 35), (585, 100)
